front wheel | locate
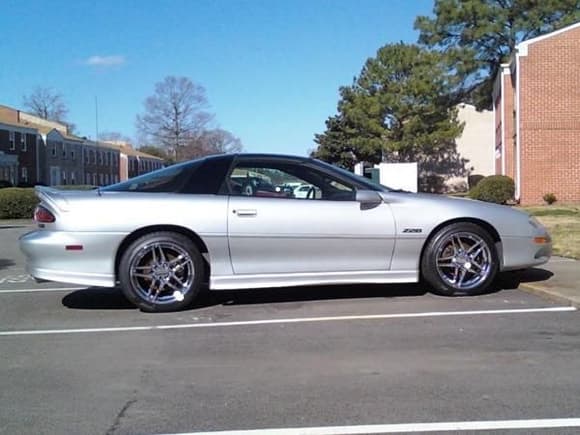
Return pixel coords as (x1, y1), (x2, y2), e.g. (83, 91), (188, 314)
(119, 232), (204, 312)
(421, 223), (499, 296)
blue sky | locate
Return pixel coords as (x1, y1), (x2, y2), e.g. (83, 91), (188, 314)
(0, 0), (432, 155)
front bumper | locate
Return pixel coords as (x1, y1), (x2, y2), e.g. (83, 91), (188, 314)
(501, 234), (552, 271)
(19, 230), (125, 287)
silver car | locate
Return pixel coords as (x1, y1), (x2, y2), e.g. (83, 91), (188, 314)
(20, 154), (552, 312)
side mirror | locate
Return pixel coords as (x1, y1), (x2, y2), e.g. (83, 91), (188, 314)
(355, 190), (383, 210)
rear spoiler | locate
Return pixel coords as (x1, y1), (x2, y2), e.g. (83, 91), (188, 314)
(35, 186), (70, 212)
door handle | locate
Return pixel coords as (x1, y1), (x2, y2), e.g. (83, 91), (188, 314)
(234, 209), (257, 217)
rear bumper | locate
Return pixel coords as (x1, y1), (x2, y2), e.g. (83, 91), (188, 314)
(19, 230), (125, 288)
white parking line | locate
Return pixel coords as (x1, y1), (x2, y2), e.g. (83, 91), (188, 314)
(0, 306), (574, 337)
(159, 418), (580, 434)
(0, 287), (88, 294)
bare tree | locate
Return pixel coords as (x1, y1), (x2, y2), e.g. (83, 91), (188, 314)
(136, 76), (213, 157)
(177, 129), (243, 161)
(22, 87), (69, 122)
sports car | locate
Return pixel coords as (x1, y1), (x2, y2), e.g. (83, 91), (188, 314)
(20, 153), (552, 312)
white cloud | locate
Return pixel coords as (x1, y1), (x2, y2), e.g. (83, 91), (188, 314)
(84, 55), (126, 67)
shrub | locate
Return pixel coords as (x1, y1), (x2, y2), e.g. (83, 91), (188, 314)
(468, 175), (515, 204)
(0, 180), (13, 189)
(543, 192), (557, 205)
(0, 188), (38, 219)
(468, 174), (485, 189)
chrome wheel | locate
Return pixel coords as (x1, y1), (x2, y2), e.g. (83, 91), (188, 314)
(129, 241), (195, 305)
(435, 232), (492, 291)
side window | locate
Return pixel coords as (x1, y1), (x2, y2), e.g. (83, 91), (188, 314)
(226, 161), (355, 201)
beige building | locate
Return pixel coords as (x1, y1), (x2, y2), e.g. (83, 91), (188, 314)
(446, 103), (495, 191)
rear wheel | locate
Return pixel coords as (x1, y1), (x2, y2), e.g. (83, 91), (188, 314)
(421, 223), (499, 296)
(119, 232), (204, 312)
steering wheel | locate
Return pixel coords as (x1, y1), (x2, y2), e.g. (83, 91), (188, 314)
(306, 186), (316, 199)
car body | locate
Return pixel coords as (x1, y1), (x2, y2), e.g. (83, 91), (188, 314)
(20, 153), (552, 312)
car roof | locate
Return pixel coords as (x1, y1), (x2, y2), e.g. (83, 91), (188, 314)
(231, 153), (310, 163)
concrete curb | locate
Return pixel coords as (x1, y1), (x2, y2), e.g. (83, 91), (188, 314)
(520, 282), (580, 308)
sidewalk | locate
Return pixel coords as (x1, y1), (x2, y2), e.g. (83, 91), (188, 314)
(515, 257), (580, 307)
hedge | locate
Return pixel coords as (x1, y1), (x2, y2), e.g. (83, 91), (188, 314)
(0, 188), (39, 219)
(468, 175), (515, 204)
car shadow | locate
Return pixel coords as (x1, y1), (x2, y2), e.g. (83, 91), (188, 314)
(494, 267), (554, 290)
(0, 258), (15, 270)
(60, 268), (554, 311)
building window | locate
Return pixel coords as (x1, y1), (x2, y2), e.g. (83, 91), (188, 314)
(52, 144), (57, 157)
(21, 167), (28, 183)
(62, 171), (67, 185)
(84, 149), (89, 164)
(71, 171), (76, 185)
(62, 144), (68, 159)
(86, 173), (91, 185)
(22, 134), (27, 152)
(71, 149), (75, 160)
(9, 131), (15, 150)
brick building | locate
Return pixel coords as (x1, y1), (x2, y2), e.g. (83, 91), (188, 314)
(493, 22), (580, 205)
(0, 104), (164, 187)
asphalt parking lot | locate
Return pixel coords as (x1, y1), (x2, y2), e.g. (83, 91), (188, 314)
(1, 224), (579, 435)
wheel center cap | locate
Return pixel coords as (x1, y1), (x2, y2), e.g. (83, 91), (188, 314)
(152, 263), (170, 279)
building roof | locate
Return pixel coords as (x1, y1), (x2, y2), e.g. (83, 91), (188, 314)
(0, 104), (83, 141)
(96, 141), (164, 160)
(518, 21), (580, 52)
(0, 118), (38, 132)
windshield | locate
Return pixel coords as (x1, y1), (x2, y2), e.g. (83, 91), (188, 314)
(102, 160), (201, 193)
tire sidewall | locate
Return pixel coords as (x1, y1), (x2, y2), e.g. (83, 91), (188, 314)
(119, 232), (204, 312)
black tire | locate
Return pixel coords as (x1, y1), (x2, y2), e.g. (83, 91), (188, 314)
(119, 231), (204, 312)
(421, 222), (499, 296)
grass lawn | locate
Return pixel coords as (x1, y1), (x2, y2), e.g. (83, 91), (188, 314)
(522, 204), (580, 259)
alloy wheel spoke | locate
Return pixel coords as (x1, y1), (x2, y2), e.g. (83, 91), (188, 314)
(470, 246), (484, 260)
(170, 256), (191, 272)
(146, 279), (157, 298)
(457, 268), (467, 287)
(467, 240), (483, 254)
(133, 272), (153, 280)
(470, 259), (485, 272)
(171, 273), (187, 288)
(165, 280), (182, 292)
(452, 265), (460, 283)
(158, 245), (167, 263)
(438, 262), (455, 268)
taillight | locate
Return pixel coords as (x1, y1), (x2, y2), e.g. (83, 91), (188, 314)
(34, 206), (56, 223)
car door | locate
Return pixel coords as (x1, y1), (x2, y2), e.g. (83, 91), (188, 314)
(226, 157), (396, 275)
